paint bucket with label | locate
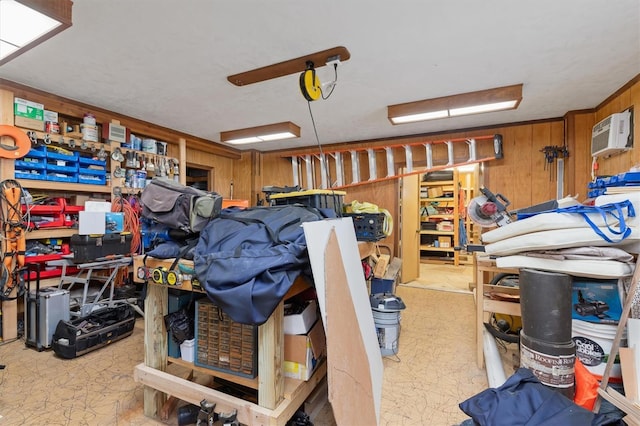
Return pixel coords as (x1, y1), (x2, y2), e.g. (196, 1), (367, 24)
(370, 294), (406, 356)
(520, 331), (575, 399)
(572, 319), (624, 381)
(519, 268), (575, 398)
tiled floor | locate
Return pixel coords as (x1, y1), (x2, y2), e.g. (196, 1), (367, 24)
(0, 265), (489, 425)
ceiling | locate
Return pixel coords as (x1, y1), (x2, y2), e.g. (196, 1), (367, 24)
(1, 0), (639, 152)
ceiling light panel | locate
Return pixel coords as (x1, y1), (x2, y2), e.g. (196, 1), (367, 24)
(0, 0), (73, 65)
(388, 84), (523, 125)
(220, 121), (301, 145)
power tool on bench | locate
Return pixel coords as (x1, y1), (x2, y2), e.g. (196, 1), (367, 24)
(467, 187), (513, 228)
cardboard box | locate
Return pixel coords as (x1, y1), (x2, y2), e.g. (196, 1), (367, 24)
(43, 110), (59, 123)
(79, 211), (106, 235)
(105, 212), (124, 233)
(438, 236), (451, 248)
(69, 195), (90, 206)
(571, 278), (623, 324)
(284, 300), (318, 335)
(85, 201), (111, 212)
(284, 320), (325, 381)
(436, 221), (454, 231)
(427, 187), (444, 198)
(14, 97), (44, 131)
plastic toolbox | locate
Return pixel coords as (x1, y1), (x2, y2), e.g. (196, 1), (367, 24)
(70, 233), (133, 263)
(51, 304), (136, 359)
(269, 189), (346, 216)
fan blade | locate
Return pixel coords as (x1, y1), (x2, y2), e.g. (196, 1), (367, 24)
(227, 46), (350, 86)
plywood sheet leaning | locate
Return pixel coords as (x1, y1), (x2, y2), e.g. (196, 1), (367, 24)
(303, 218), (383, 425)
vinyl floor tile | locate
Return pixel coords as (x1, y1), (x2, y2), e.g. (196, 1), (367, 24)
(0, 266), (488, 425)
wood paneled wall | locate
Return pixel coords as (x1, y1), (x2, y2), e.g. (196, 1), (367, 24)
(591, 76), (640, 177)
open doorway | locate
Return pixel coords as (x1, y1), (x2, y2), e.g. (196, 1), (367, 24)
(186, 165), (214, 191)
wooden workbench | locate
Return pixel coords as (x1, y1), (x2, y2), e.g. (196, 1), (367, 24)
(132, 255), (326, 425)
(475, 255), (520, 369)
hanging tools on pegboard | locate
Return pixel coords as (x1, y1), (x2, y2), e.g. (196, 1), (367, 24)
(540, 145), (569, 181)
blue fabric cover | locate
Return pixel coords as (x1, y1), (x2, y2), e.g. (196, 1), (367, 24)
(459, 368), (621, 426)
(193, 205), (329, 325)
(146, 241), (182, 259)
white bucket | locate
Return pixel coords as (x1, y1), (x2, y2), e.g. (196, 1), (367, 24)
(572, 319), (625, 380)
(372, 309), (401, 356)
(180, 338), (195, 363)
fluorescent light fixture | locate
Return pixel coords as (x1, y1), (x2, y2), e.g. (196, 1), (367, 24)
(388, 84), (523, 125)
(0, 0), (73, 66)
(220, 121), (301, 145)
(391, 110), (449, 124)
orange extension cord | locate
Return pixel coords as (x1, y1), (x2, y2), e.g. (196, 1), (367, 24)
(111, 195), (141, 286)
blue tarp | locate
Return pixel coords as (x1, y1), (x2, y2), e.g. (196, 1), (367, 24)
(459, 368), (622, 426)
(193, 205), (330, 325)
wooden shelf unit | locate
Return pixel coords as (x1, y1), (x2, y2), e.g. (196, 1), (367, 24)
(419, 173), (460, 266)
(132, 255), (326, 425)
(474, 255), (520, 369)
(0, 85), (191, 342)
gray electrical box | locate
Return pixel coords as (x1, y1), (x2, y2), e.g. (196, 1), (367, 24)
(26, 287), (70, 349)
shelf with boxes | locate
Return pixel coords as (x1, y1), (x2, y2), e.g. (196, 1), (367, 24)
(419, 171), (460, 265)
(11, 99), (184, 198)
(0, 87), (192, 343)
(110, 142), (180, 193)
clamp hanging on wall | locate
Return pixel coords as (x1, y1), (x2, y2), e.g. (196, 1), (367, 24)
(540, 145), (569, 181)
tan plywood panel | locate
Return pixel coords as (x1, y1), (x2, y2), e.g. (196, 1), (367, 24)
(302, 219), (384, 426)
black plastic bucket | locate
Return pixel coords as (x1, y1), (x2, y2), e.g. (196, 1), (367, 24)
(519, 268), (573, 343)
(520, 331), (575, 399)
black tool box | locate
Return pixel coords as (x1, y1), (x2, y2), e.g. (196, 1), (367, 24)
(70, 233), (132, 263)
(51, 304), (136, 359)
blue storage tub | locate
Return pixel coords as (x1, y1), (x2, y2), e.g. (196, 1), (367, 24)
(15, 170), (46, 180)
(15, 158), (46, 170)
(46, 172), (78, 183)
(46, 150), (79, 162)
(25, 146), (47, 158)
(78, 156), (107, 170)
(78, 175), (106, 185)
(47, 162), (79, 173)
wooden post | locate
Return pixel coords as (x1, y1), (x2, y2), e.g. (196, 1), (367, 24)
(0, 89), (18, 341)
(179, 137), (187, 186)
(258, 300), (284, 409)
(144, 283), (169, 417)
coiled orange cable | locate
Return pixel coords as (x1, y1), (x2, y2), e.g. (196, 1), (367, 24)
(111, 195), (141, 254)
(111, 195), (141, 287)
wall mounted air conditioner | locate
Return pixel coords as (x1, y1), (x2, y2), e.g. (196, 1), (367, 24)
(591, 110), (632, 157)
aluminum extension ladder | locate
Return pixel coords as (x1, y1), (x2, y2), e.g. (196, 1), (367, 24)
(286, 133), (503, 190)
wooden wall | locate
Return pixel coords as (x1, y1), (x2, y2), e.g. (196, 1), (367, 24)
(590, 76), (640, 177)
